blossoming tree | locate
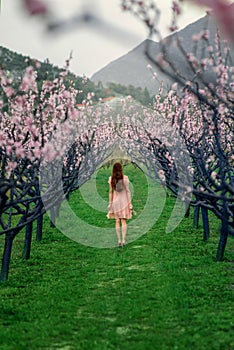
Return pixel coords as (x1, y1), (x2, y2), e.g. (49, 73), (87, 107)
(120, 0), (234, 260)
(0, 65), (116, 281)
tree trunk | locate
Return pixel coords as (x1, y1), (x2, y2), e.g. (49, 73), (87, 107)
(36, 214), (43, 241)
(193, 205), (200, 229)
(0, 234), (14, 282)
(22, 221), (33, 260)
(184, 203), (190, 218)
(216, 217), (229, 261)
(201, 207), (209, 241)
(50, 207), (55, 228)
(216, 227), (228, 261)
(216, 199), (230, 261)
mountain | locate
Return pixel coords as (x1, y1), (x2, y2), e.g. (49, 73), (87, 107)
(91, 15), (234, 94)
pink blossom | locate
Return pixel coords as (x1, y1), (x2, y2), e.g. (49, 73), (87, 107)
(158, 170), (166, 182)
(201, 58), (209, 68)
(187, 0), (234, 42)
(6, 162), (17, 176)
(192, 34), (200, 42)
(218, 104), (227, 114)
(6, 146), (13, 156)
(201, 29), (210, 40)
(87, 92), (94, 100)
(169, 24), (179, 32)
(172, 83), (178, 90)
(5, 87), (15, 98)
(172, 1), (182, 15)
(156, 53), (169, 68)
(42, 144), (56, 162)
(23, 0), (48, 15)
(25, 117), (33, 126)
(211, 171), (217, 179)
(82, 75), (88, 84)
(15, 147), (25, 158)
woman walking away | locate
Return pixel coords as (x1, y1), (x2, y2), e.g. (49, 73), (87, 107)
(107, 162), (132, 247)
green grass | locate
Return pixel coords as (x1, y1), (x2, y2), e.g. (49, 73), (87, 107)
(0, 164), (233, 350)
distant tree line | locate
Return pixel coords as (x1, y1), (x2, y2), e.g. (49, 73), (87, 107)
(105, 82), (154, 106)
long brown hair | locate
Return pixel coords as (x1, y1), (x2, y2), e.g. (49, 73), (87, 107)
(111, 162), (123, 190)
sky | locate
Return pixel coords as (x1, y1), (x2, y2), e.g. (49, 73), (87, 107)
(0, 0), (206, 78)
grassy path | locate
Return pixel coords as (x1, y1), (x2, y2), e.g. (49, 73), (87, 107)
(0, 165), (233, 350)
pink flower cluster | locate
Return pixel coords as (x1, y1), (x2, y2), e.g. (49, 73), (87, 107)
(188, 0), (234, 42)
(23, 0), (47, 16)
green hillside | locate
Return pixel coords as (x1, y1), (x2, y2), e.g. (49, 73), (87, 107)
(0, 46), (108, 103)
(0, 46), (154, 106)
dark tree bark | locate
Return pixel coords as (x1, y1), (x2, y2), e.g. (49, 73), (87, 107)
(201, 207), (210, 241)
(193, 205), (200, 229)
(0, 234), (14, 282)
(216, 201), (229, 261)
(22, 221), (33, 260)
(36, 214), (43, 241)
(50, 207), (56, 228)
(184, 203), (190, 218)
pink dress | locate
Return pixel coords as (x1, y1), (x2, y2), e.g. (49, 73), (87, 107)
(108, 175), (132, 219)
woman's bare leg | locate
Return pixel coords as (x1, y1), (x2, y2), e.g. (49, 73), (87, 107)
(115, 219), (121, 244)
(121, 219), (127, 245)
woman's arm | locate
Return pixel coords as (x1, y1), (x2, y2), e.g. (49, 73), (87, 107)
(109, 184), (113, 204)
(108, 177), (114, 210)
(125, 176), (132, 209)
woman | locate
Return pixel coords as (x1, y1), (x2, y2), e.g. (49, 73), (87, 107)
(107, 162), (132, 247)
